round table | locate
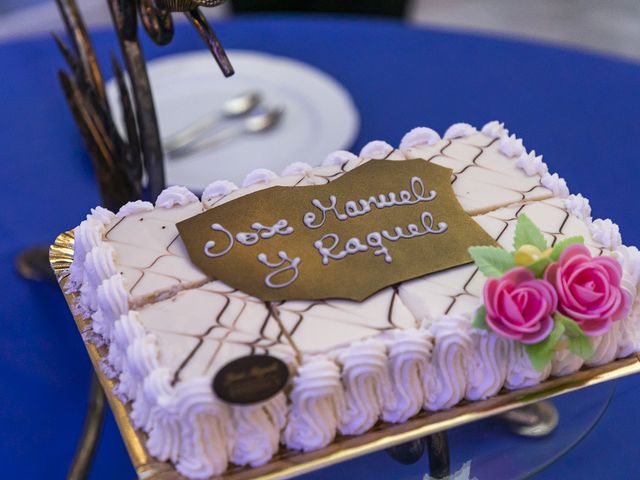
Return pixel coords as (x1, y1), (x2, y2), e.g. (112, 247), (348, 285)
(1, 15), (639, 480)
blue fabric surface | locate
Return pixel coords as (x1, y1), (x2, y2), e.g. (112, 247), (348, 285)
(1, 14), (639, 479)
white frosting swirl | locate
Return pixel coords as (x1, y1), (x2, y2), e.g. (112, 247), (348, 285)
(613, 245), (640, 298)
(423, 315), (472, 410)
(613, 247), (640, 358)
(443, 123), (476, 140)
(70, 218), (105, 289)
(113, 311), (146, 353)
(87, 206), (116, 225)
(242, 168), (277, 187)
(130, 366), (167, 431)
(116, 332), (160, 402)
(585, 329), (619, 367)
(465, 328), (510, 401)
(359, 140), (394, 159)
(281, 161), (313, 176)
(541, 173), (570, 198)
(499, 134), (525, 158)
(336, 338), (389, 435)
(143, 369), (180, 460)
(78, 243), (117, 315)
(174, 379), (233, 479)
(84, 244), (117, 290)
(505, 342), (551, 390)
(126, 335), (160, 384)
(616, 299), (640, 358)
(108, 311), (146, 378)
(481, 120), (508, 139)
(283, 356), (345, 452)
(93, 274), (129, 341)
(400, 127), (441, 148)
(231, 393), (286, 467)
(590, 218), (622, 250)
(115, 363), (139, 402)
(79, 281), (99, 313)
(516, 150), (548, 177)
(116, 200), (154, 217)
(322, 150), (359, 167)
(155, 185), (199, 208)
(563, 193), (592, 221)
(551, 339), (584, 377)
(382, 329), (432, 423)
(201, 180), (238, 209)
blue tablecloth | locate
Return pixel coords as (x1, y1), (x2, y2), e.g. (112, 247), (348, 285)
(1, 15), (639, 479)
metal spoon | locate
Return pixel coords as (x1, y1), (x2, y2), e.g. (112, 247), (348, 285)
(163, 91), (262, 154)
(169, 106), (285, 159)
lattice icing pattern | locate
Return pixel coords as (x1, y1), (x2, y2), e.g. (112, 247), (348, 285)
(275, 287), (416, 353)
(135, 282), (298, 383)
(71, 127), (552, 321)
(66, 121), (640, 479)
(71, 194), (208, 314)
(399, 127), (554, 214)
(398, 196), (609, 323)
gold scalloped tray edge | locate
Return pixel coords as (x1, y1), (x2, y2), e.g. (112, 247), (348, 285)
(50, 230), (640, 480)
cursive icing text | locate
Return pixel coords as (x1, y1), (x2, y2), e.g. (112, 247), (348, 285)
(204, 219), (294, 257)
(313, 210), (448, 265)
(303, 176), (436, 229)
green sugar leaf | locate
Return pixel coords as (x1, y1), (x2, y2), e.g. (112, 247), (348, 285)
(468, 246), (516, 278)
(568, 335), (595, 360)
(524, 320), (565, 371)
(527, 257), (551, 278)
(513, 214), (548, 251)
(554, 313), (594, 359)
(472, 305), (489, 330)
(555, 313), (585, 337)
(550, 236), (584, 261)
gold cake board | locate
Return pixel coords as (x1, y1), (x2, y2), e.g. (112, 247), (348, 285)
(50, 230), (640, 480)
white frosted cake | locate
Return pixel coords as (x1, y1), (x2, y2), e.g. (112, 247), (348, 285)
(67, 121), (640, 479)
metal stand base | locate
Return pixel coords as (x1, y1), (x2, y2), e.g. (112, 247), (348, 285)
(385, 431), (451, 479)
(384, 401), (559, 479)
(426, 431), (451, 479)
(67, 373), (106, 480)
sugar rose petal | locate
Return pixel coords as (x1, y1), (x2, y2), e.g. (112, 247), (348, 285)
(484, 267), (557, 344)
(545, 244), (630, 336)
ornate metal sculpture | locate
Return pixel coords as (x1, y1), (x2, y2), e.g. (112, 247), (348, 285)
(54, 0), (233, 210)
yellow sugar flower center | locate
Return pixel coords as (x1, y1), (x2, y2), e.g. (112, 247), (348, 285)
(514, 244), (551, 266)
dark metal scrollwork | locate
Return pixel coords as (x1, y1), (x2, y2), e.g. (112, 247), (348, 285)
(138, 0), (175, 46)
(54, 0), (233, 209)
(186, 7), (234, 77)
(158, 0), (226, 12)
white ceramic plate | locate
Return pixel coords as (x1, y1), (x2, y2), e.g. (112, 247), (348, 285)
(106, 50), (359, 190)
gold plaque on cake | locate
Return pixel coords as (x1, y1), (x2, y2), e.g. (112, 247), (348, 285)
(177, 160), (497, 302)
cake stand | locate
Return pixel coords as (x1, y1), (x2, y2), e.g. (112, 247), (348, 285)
(298, 382), (615, 480)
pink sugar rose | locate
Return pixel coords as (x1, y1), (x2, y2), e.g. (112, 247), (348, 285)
(484, 267), (558, 344)
(545, 244), (630, 336)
